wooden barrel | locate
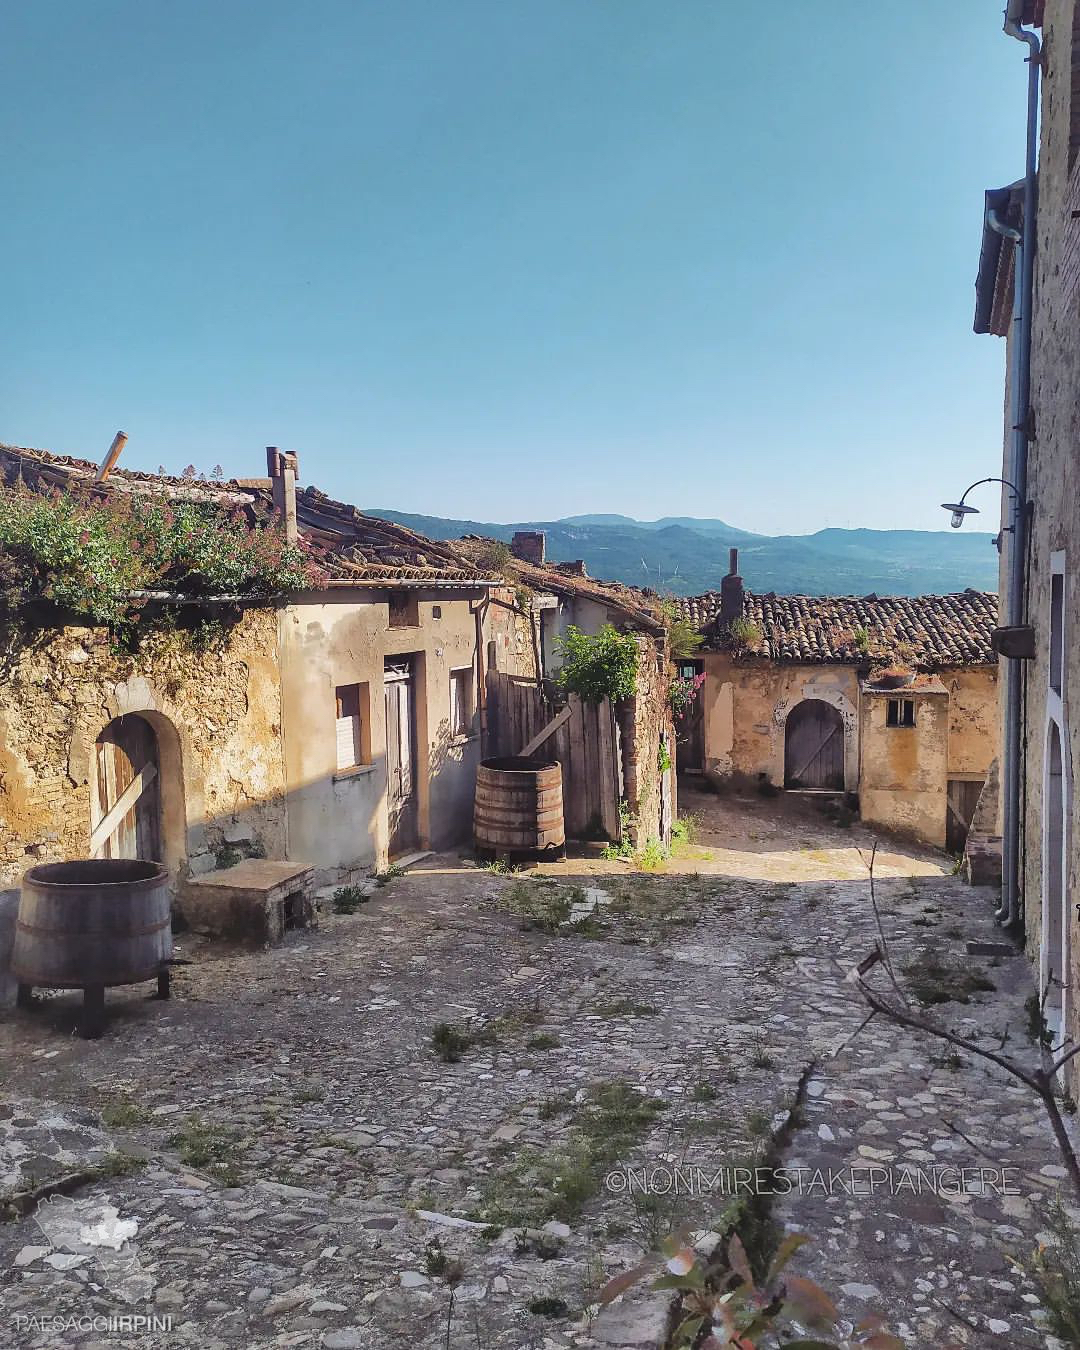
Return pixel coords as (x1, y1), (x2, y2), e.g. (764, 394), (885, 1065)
(13, 859), (172, 989)
(474, 758), (566, 862)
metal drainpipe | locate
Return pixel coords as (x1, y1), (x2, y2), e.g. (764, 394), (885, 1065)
(997, 1), (1040, 928)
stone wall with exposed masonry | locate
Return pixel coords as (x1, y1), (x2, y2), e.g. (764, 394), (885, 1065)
(0, 610), (287, 890)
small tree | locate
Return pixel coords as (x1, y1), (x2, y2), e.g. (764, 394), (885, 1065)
(554, 624), (639, 705)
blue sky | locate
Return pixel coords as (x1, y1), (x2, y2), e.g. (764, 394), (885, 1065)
(2, 2), (1023, 534)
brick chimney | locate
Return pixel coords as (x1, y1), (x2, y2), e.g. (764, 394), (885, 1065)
(719, 547), (743, 627)
(266, 446), (299, 545)
(511, 531), (546, 565)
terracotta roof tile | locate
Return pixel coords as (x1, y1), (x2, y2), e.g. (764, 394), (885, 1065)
(0, 444), (493, 588)
(455, 535), (665, 633)
(673, 589), (998, 668)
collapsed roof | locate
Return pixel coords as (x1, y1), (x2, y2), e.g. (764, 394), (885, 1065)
(0, 444), (494, 589)
(454, 534), (665, 634)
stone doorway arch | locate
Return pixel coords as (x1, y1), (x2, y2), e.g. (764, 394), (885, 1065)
(85, 707), (187, 873)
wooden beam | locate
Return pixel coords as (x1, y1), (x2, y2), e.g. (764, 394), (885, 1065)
(90, 763), (157, 855)
(519, 705), (572, 758)
(946, 796), (968, 829)
(95, 431), (128, 483)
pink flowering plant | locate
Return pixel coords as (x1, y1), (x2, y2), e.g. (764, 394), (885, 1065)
(669, 671), (706, 720)
(0, 482), (326, 628)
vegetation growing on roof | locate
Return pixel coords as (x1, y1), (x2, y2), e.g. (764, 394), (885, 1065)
(728, 615), (763, 652)
(0, 481), (326, 630)
(553, 623), (639, 705)
(659, 599), (704, 660)
(470, 538), (512, 573)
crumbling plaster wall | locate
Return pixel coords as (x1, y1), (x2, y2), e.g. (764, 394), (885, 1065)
(0, 610), (287, 890)
(700, 654), (859, 790)
(485, 586), (540, 684)
(280, 589), (486, 878)
(943, 665), (999, 778)
(859, 689), (949, 848)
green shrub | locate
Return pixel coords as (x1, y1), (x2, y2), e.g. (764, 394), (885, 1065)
(554, 624), (638, 705)
(0, 481), (325, 630)
(636, 838), (668, 871)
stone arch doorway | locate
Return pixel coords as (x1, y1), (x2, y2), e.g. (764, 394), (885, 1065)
(1042, 721), (1069, 1044)
(92, 714), (163, 862)
(785, 699), (845, 791)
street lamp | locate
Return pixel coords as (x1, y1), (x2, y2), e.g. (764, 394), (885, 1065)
(941, 476), (1026, 530)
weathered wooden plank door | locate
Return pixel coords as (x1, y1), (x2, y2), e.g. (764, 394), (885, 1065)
(946, 779), (984, 853)
(93, 715), (161, 860)
(484, 675), (622, 842)
(784, 700), (844, 790)
(384, 661), (418, 857)
(675, 660), (705, 773)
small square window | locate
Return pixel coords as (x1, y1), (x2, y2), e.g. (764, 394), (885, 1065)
(432, 604), (442, 620)
(335, 682), (370, 770)
(388, 591), (419, 628)
(886, 698), (916, 728)
(450, 667), (474, 738)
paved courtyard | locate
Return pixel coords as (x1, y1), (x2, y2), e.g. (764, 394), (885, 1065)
(0, 790), (1075, 1349)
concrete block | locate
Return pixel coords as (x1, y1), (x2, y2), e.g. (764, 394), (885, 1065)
(179, 861), (316, 945)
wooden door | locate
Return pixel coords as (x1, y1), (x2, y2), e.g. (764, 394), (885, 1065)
(93, 715), (161, 860)
(674, 660), (705, 773)
(384, 661), (418, 857)
(946, 779), (984, 853)
(784, 700), (844, 790)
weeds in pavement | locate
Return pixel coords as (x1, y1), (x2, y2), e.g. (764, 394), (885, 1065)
(99, 1098), (151, 1129)
(901, 951), (996, 1006)
(169, 1113), (244, 1185)
(332, 886), (370, 914)
(473, 1082), (665, 1227)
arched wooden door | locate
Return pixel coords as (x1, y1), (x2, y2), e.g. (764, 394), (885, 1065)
(784, 700), (844, 790)
(92, 715), (162, 861)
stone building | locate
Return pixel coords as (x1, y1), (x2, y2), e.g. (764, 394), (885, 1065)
(0, 444), (512, 901)
(674, 555), (999, 850)
(0, 446), (674, 940)
(973, 0), (1080, 1055)
(457, 531), (676, 849)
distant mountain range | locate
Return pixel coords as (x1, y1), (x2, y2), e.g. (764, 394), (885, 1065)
(364, 509), (999, 598)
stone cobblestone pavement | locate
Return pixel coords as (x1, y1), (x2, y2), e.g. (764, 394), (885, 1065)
(0, 792), (1074, 1349)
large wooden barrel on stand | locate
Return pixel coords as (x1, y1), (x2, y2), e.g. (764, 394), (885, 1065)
(13, 859), (172, 1038)
(474, 758), (566, 862)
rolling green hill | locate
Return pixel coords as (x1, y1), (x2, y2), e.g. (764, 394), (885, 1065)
(364, 509), (999, 597)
